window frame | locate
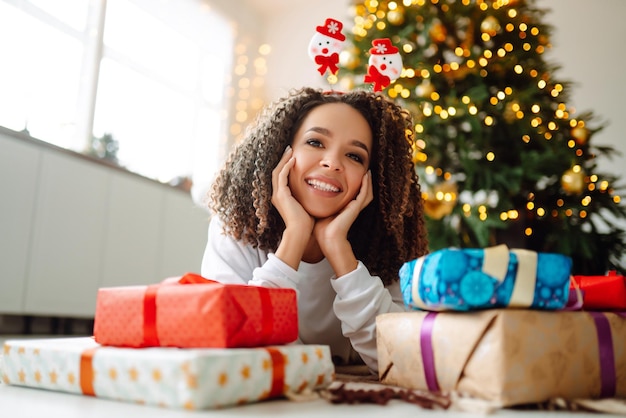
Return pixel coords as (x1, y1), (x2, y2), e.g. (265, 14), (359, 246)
(0, 0), (237, 188)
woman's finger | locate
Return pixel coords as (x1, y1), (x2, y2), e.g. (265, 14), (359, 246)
(355, 171), (373, 209)
(272, 146), (293, 191)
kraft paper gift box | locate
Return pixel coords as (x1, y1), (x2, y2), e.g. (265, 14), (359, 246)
(400, 244), (573, 311)
(94, 272), (298, 348)
(377, 309), (626, 407)
(1, 337), (335, 410)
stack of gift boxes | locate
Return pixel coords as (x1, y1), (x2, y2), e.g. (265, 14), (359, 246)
(3, 245), (625, 410)
(1, 273), (335, 410)
(377, 244), (626, 407)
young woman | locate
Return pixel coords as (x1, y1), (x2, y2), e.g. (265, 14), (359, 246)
(201, 87), (428, 373)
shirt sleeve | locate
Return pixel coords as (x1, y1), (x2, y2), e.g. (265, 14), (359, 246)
(201, 216), (302, 291)
(200, 216), (259, 284)
(330, 262), (408, 372)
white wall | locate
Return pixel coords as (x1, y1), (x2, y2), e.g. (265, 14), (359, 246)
(260, 0), (352, 98)
(541, 0), (626, 189)
(543, 0), (626, 264)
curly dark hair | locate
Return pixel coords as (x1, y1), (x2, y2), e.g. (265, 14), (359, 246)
(209, 87), (428, 284)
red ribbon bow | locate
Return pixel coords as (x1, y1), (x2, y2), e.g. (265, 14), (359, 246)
(364, 65), (391, 92)
(142, 273), (213, 346)
(142, 273), (275, 347)
(314, 53), (340, 76)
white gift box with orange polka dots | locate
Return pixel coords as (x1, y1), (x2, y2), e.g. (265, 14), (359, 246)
(1, 337), (335, 410)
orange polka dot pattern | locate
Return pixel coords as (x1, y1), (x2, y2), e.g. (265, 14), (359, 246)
(94, 274), (298, 348)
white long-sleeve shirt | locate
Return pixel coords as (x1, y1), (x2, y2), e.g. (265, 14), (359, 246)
(200, 216), (407, 373)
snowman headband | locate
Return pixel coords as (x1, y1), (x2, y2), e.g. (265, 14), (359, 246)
(308, 17), (403, 92)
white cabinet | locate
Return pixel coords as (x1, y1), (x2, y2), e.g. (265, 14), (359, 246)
(0, 132), (210, 318)
(24, 152), (110, 317)
(158, 191), (209, 278)
(0, 138), (40, 313)
(99, 172), (163, 288)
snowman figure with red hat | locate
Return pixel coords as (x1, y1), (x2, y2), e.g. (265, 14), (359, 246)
(364, 38), (403, 92)
(308, 18), (346, 76)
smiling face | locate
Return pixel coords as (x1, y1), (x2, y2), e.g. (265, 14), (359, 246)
(289, 102), (373, 219)
(308, 33), (344, 58)
(369, 52), (403, 79)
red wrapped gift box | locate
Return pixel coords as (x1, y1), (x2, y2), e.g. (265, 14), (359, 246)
(94, 273), (298, 348)
(571, 271), (626, 310)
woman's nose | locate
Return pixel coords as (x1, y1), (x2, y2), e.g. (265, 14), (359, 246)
(321, 155), (343, 171)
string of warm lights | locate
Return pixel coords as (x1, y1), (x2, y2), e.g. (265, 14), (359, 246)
(228, 40), (270, 143)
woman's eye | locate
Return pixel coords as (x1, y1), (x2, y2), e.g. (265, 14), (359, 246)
(347, 153), (364, 163)
(306, 139), (323, 147)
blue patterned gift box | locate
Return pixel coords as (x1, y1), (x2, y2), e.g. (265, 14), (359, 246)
(400, 244), (573, 311)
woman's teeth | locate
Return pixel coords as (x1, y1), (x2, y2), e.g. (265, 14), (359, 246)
(307, 179), (339, 192)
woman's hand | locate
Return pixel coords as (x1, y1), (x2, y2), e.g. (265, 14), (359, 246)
(272, 146), (314, 269)
(271, 146), (315, 232)
(314, 170), (373, 277)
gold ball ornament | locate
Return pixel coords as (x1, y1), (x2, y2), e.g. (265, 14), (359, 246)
(561, 168), (585, 194)
(480, 16), (501, 37)
(413, 151), (427, 165)
(415, 80), (435, 98)
(445, 65), (473, 81)
(423, 181), (458, 219)
(571, 126), (589, 145)
(339, 46), (361, 71)
(503, 102), (517, 123)
(411, 141), (419, 162)
(338, 75), (355, 92)
(411, 141), (426, 164)
(387, 8), (405, 26)
(429, 21), (447, 44)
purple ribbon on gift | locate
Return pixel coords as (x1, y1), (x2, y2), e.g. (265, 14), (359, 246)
(420, 312), (440, 392)
(563, 288), (585, 311)
(590, 312), (616, 398)
(594, 311), (626, 398)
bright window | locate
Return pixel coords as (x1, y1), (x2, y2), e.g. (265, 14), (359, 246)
(0, 0), (233, 184)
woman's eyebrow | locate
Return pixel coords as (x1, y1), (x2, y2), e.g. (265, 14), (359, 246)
(350, 139), (370, 154)
(306, 126), (331, 136)
(306, 127), (370, 154)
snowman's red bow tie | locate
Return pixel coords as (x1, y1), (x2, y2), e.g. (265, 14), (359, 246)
(315, 53), (340, 76)
(364, 65), (391, 92)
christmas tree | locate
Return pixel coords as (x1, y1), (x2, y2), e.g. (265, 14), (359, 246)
(339, 0), (626, 275)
